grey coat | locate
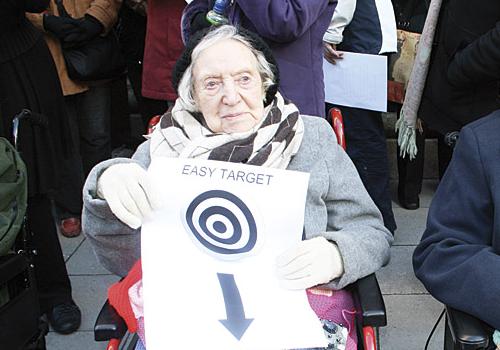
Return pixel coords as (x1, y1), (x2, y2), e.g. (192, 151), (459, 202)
(82, 116), (393, 289)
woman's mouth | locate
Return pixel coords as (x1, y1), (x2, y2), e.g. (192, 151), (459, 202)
(222, 113), (243, 119)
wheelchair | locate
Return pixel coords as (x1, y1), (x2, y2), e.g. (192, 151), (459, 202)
(94, 273), (386, 350)
(0, 112), (48, 350)
(444, 306), (493, 350)
(93, 109), (388, 350)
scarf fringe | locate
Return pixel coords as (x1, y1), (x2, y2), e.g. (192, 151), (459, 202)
(395, 110), (418, 160)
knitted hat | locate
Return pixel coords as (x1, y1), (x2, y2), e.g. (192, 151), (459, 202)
(172, 25), (280, 106)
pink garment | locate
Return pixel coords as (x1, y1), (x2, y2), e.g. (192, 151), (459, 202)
(307, 287), (358, 350)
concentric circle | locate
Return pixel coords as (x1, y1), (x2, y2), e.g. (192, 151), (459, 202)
(184, 190), (257, 257)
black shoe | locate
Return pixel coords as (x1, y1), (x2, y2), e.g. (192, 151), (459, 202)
(398, 193), (420, 210)
(47, 302), (81, 334)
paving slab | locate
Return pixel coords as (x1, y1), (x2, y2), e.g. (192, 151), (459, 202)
(380, 294), (445, 350)
(69, 274), (119, 332)
(46, 331), (107, 350)
(377, 246), (428, 295)
(66, 238), (111, 275)
(57, 231), (85, 262)
(392, 208), (428, 246)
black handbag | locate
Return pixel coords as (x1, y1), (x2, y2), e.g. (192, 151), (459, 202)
(62, 31), (127, 82)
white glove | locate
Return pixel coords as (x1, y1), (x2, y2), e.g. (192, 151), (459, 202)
(97, 163), (162, 229)
(275, 236), (344, 290)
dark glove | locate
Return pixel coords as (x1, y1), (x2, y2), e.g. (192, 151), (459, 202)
(63, 15), (104, 44)
(43, 14), (80, 40)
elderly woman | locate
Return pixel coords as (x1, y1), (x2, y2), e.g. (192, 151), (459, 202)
(83, 25), (392, 349)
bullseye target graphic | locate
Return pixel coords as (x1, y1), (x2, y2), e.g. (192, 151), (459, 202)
(183, 190), (259, 259)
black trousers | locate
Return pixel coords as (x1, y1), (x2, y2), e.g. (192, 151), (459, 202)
(28, 195), (73, 314)
(397, 120), (455, 200)
(326, 104), (397, 234)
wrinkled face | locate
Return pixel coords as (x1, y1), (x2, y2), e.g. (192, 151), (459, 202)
(192, 39), (265, 134)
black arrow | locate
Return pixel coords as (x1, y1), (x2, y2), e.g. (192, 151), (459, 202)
(217, 273), (254, 340)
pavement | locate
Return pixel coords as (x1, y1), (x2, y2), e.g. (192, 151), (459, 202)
(45, 178), (445, 350)
(46, 111), (446, 349)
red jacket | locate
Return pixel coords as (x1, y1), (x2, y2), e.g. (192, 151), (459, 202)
(142, 0), (185, 101)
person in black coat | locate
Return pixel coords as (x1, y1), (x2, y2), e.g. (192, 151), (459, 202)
(0, 0), (81, 334)
(413, 110), (500, 332)
(418, 0), (500, 171)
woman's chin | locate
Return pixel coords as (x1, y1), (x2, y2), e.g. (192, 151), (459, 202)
(222, 119), (256, 134)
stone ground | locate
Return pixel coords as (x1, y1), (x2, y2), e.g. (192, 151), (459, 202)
(46, 114), (447, 350)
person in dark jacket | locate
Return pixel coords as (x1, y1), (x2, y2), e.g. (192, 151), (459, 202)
(418, 0), (500, 172)
(0, 0), (81, 334)
(323, 0), (398, 234)
(182, 0), (336, 118)
(413, 110), (500, 332)
(27, 0), (123, 238)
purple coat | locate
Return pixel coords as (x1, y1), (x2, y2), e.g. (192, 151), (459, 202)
(182, 0), (336, 118)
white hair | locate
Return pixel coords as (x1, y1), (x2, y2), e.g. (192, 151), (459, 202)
(177, 25), (275, 112)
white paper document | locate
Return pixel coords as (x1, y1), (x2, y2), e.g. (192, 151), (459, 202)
(324, 52), (388, 112)
(141, 157), (327, 350)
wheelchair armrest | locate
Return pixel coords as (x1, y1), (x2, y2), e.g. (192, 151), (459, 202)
(0, 254), (28, 282)
(446, 306), (490, 349)
(94, 300), (127, 341)
(353, 273), (387, 327)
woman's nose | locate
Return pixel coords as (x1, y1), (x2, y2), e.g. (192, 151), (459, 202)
(221, 81), (240, 105)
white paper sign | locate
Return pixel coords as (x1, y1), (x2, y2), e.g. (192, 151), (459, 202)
(324, 52), (388, 112)
(141, 157), (327, 350)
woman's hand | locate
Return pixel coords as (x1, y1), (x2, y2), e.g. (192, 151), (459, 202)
(275, 236), (344, 290)
(97, 163), (162, 229)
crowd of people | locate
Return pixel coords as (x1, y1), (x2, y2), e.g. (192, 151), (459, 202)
(0, 0), (499, 348)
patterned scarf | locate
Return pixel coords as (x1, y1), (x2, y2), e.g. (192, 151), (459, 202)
(148, 93), (304, 169)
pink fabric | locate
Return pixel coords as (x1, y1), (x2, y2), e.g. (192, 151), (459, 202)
(307, 288), (358, 350)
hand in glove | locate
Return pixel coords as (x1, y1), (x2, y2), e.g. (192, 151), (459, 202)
(97, 163), (163, 229)
(63, 15), (104, 44)
(276, 236), (344, 290)
(43, 14), (80, 41)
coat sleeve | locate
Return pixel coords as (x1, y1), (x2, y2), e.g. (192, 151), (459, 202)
(311, 122), (393, 289)
(447, 21), (500, 88)
(413, 126), (500, 330)
(235, 0), (333, 43)
(323, 0), (356, 44)
(82, 140), (151, 277)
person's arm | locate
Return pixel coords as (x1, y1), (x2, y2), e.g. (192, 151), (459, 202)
(86, 0), (123, 33)
(447, 21), (500, 88)
(24, 0), (50, 13)
(235, 0), (333, 43)
(83, 140), (151, 277)
(315, 121), (393, 289)
(413, 126), (500, 330)
(323, 0), (356, 63)
(323, 0), (356, 45)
